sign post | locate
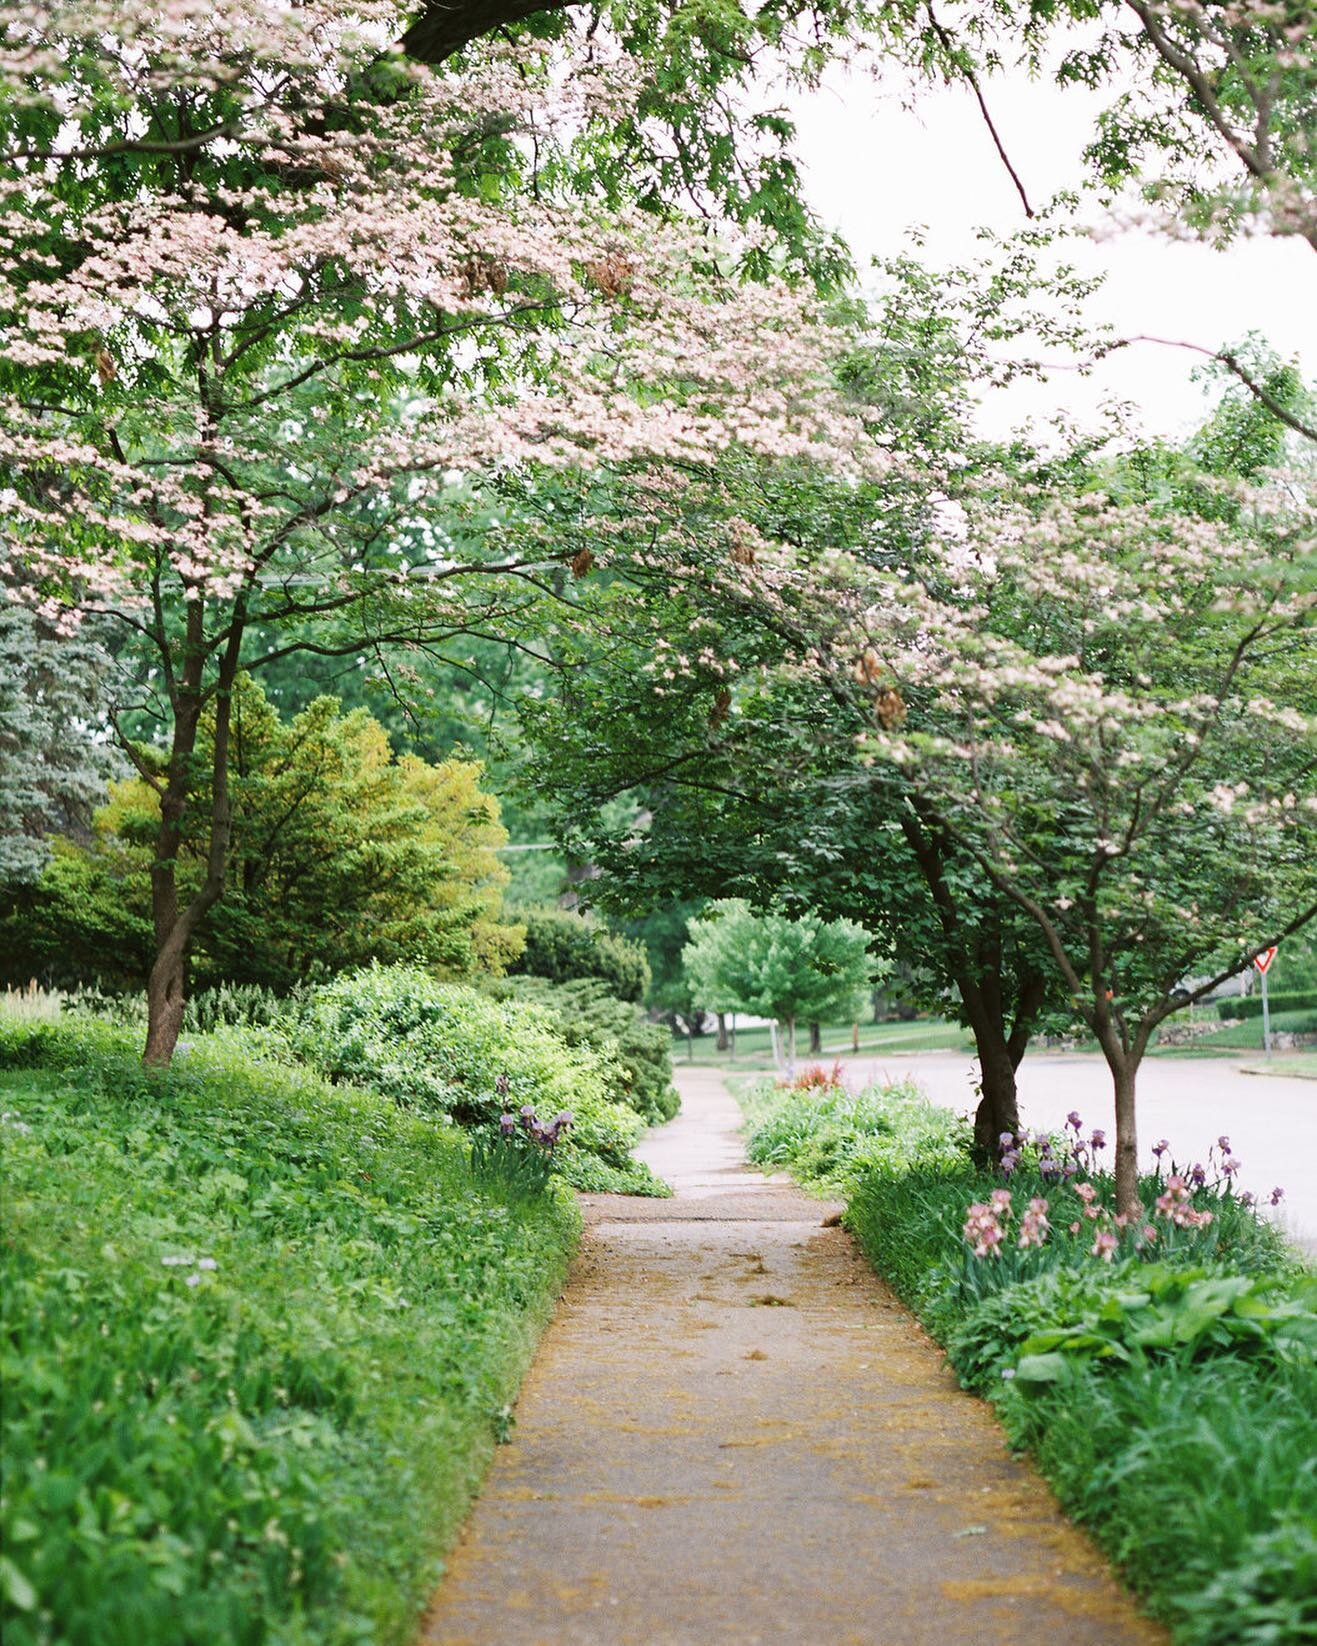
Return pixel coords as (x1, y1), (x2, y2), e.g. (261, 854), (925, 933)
(1254, 947), (1278, 1058)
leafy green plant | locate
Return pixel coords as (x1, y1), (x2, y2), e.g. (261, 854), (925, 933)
(0, 1020), (580, 1646)
(487, 974), (678, 1123)
(509, 908), (650, 1003)
(291, 963), (667, 1196)
(740, 1075), (968, 1194)
(1010, 1266), (1317, 1387)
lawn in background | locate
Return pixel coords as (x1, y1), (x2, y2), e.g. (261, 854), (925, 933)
(677, 1017), (973, 1069)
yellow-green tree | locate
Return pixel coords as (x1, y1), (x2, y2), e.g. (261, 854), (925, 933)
(6, 678), (523, 993)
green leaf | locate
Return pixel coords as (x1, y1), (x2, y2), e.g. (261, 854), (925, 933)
(1013, 1352), (1070, 1383)
(0, 1555), (37, 1612)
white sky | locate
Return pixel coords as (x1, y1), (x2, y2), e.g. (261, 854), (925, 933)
(789, 62), (1316, 443)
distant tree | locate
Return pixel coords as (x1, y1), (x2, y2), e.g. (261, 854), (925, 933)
(0, 607), (120, 886)
(683, 900), (882, 1067)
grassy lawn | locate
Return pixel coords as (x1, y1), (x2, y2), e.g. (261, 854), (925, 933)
(0, 1024), (579, 1646)
(1149, 1006), (1317, 1057)
(683, 1008), (1313, 1072)
(678, 1017), (973, 1069)
(1239, 1052), (1317, 1080)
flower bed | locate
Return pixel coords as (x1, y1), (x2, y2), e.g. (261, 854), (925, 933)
(741, 1072), (1317, 1646)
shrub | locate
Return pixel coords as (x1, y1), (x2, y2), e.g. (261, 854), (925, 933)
(740, 1076), (969, 1194)
(487, 975), (678, 1124)
(1215, 987), (1317, 1020)
(0, 1022), (580, 1646)
(509, 908), (650, 1003)
(291, 964), (667, 1196)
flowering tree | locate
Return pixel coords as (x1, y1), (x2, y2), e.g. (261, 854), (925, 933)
(816, 477), (1317, 1215)
(403, 0), (1316, 258)
(1, 3), (858, 1062)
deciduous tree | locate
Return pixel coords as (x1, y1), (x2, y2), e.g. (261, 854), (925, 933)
(1, 2), (857, 1062)
(683, 899), (881, 1067)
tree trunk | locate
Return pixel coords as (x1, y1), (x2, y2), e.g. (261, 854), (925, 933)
(970, 1028), (1021, 1158)
(716, 1011), (729, 1052)
(141, 616), (244, 1067)
(786, 1014), (796, 1073)
(143, 944), (188, 1065)
(808, 1020), (822, 1055)
(1110, 1057), (1140, 1219)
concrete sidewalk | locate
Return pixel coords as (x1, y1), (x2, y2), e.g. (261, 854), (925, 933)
(421, 1068), (1163, 1646)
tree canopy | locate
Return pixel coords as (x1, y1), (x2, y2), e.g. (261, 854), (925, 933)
(683, 899), (882, 1064)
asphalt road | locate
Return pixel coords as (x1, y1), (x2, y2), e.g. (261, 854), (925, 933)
(849, 1051), (1317, 1255)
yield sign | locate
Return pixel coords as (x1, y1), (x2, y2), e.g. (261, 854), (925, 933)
(1254, 947), (1277, 974)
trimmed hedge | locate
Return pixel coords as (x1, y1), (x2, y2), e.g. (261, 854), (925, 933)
(1216, 987), (1317, 1021)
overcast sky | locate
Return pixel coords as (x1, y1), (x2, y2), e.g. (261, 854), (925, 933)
(788, 60), (1315, 444)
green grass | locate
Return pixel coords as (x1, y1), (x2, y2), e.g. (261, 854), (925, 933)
(0, 1023), (580, 1646)
(738, 1076), (1317, 1646)
(738, 1073), (969, 1193)
(1241, 1053), (1317, 1080)
(1150, 1007), (1317, 1057)
(680, 1017), (973, 1069)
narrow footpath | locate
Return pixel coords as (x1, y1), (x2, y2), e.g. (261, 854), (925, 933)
(422, 1068), (1164, 1646)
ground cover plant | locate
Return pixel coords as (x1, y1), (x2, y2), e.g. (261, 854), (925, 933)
(741, 1073), (1317, 1646)
(738, 1066), (968, 1193)
(0, 1016), (581, 1646)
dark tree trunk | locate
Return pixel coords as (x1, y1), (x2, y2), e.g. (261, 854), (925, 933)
(716, 1011), (729, 1052)
(808, 1020), (822, 1055)
(895, 805), (1050, 1161)
(971, 1029), (1021, 1157)
(960, 968), (1046, 1161)
(141, 613), (244, 1067)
